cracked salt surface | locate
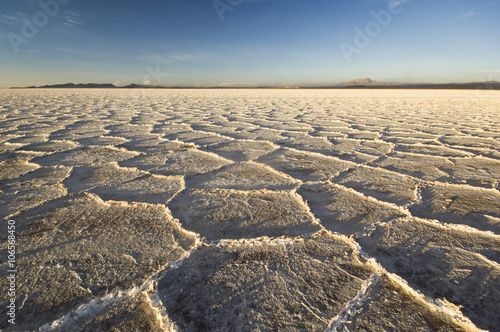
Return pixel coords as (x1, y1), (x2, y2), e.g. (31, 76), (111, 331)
(1, 88), (499, 331)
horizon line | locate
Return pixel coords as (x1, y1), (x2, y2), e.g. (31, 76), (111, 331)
(6, 80), (500, 90)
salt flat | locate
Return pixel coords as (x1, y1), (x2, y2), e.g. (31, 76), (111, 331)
(0, 89), (499, 331)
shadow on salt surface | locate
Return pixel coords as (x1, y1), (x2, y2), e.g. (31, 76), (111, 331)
(449, 157), (500, 188)
(31, 146), (140, 167)
(333, 166), (421, 206)
(382, 129), (438, 139)
(152, 122), (192, 136)
(249, 128), (284, 141)
(6, 135), (48, 144)
(157, 231), (375, 331)
(49, 127), (107, 141)
(216, 120), (260, 133)
(374, 153), (453, 182)
(298, 182), (407, 235)
(347, 132), (381, 140)
(117, 137), (194, 153)
(454, 147), (500, 160)
(395, 143), (474, 158)
(168, 188), (322, 242)
(164, 130), (231, 147)
(420, 127), (462, 136)
(118, 153), (168, 171)
(0, 142), (24, 153)
(63, 162), (184, 204)
(382, 136), (439, 145)
(410, 183), (500, 234)
(440, 136), (500, 150)
(13, 123), (64, 137)
(18, 140), (80, 153)
(265, 121), (313, 133)
(63, 162), (143, 192)
(104, 124), (157, 139)
(461, 129), (500, 139)
(186, 161), (299, 191)
(74, 135), (129, 147)
(0, 136), (15, 145)
(257, 148), (356, 182)
(1, 166), (71, 219)
(190, 122), (248, 137)
(150, 149), (232, 176)
(326, 138), (393, 163)
(0, 160), (40, 181)
(276, 135), (335, 154)
(0, 88), (499, 330)
(0, 150), (44, 163)
(0, 192), (196, 331)
(205, 139), (276, 162)
(374, 152), (500, 188)
(358, 217), (500, 331)
(91, 173), (184, 205)
(328, 273), (474, 332)
(40, 293), (165, 332)
(224, 130), (260, 140)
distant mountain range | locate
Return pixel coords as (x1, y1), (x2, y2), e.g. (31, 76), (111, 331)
(17, 83), (118, 89)
(327, 78), (500, 90)
(10, 79), (500, 90)
(335, 78), (403, 86)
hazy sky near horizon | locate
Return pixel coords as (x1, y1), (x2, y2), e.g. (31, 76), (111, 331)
(1, 0), (499, 87)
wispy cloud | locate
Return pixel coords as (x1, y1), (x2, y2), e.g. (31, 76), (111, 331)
(0, 13), (27, 42)
(459, 10), (478, 18)
(242, 0), (289, 3)
(388, 0), (410, 9)
(141, 52), (212, 64)
(217, 82), (258, 87)
(474, 70), (500, 73)
(483, 1), (499, 6)
(0, 13), (27, 26)
(64, 11), (86, 27)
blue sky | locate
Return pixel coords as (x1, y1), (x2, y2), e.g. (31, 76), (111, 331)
(1, 0), (499, 87)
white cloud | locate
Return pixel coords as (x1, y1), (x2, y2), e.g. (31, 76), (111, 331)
(242, 0), (289, 2)
(217, 82), (258, 87)
(388, 0), (410, 8)
(141, 51), (211, 64)
(460, 10), (478, 18)
(64, 11), (86, 27)
(0, 13), (27, 26)
(474, 70), (500, 73)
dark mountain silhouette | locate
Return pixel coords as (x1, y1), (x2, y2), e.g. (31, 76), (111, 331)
(331, 78), (500, 90)
(10, 80), (500, 90)
(12, 83), (117, 89)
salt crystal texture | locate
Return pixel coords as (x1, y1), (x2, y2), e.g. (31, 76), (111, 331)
(0, 88), (498, 331)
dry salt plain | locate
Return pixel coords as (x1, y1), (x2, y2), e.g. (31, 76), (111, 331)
(0, 88), (499, 332)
